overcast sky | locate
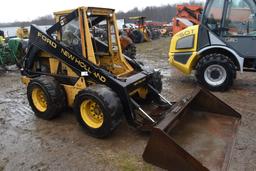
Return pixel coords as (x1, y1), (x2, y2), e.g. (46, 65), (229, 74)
(0, 0), (199, 22)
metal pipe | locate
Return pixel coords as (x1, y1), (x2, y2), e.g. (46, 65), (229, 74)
(147, 84), (173, 106)
(138, 107), (156, 124)
(130, 98), (156, 123)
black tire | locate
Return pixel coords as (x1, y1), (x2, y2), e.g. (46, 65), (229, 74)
(195, 53), (236, 91)
(123, 43), (136, 59)
(74, 85), (123, 138)
(154, 30), (161, 39)
(146, 70), (163, 101)
(151, 29), (158, 40)
(27, 76), (66, 120)
(130, 30), (144, 43)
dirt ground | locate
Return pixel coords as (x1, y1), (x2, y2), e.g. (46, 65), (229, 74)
(0, 37), (256, 171)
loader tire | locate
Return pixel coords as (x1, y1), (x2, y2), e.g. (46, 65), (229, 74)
(195, 53), (236, 91)
(130, 30), (144, 43)
(146, 70), (163, 102)
(74, 85), (123, 138)
(27, 76), (66, 120)
(123, 43), (136, 59)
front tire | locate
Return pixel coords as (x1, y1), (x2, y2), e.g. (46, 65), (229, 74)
(27, 76), (66, 120)
(74, 85), (123, 138)
(195, 53), (236, 91)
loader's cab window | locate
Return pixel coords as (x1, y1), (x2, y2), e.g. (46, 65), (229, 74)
(110, 24), (118, 52)
(88, 15), (119, 56)
(89, 16), (109, 55)
(223, 0), (256, 36)
(61, 17), (82, 55)
(203, 0), (225, 35)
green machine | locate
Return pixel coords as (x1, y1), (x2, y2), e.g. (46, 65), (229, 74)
(0, 37), (26, 70)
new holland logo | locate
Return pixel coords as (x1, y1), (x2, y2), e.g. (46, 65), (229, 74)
(60, 48), (107, 83)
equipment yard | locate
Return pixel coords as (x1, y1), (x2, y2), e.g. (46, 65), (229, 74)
(0, 37), (255, 171)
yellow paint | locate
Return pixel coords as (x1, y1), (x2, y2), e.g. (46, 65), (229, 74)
(49, 58), (60, 74)
(16, 27), (29, 39)
(137, 87), (148, 99)
(63, 77), (87, 107)
(23, 7), (142, 111)
(90, 8), (114, 16)
(143, 29), (151, 42)
(53, 7), (134, 77)
(21, 76), (30, 85)
(80, 99), (104, 129)
(129, 87), (148, 99)
(169, 52), (198, 74)
(54, 9), (75, 16)
(82, 9), (98, 65)
(32, 87), (47, 112)
(38, 51), (52, 58)
(169, 25), (199, 74)
(0, 36), (4, 44)
(112, 14), (134, 75)
(65, 64), (78, 77)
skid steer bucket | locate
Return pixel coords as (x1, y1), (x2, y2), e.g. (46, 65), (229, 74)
(143, 88), (241, 171)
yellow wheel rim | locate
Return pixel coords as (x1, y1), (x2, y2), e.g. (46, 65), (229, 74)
(80, 99), (104, 129)
(31, 87), (47, 112)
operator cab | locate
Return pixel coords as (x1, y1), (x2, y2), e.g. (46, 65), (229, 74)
(54, 7), (134, 77)
(202, 0), (256, 58)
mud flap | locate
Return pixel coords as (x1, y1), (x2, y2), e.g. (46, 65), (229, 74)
(143, 87), (241, 171)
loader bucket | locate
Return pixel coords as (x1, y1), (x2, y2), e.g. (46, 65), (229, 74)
(143, 88), (241, 171)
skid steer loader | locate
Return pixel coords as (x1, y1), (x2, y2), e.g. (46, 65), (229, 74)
(21, 7), (241, 170)
(170, 0), (256, 91)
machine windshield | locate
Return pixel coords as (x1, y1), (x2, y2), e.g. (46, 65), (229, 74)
(223, 0), (256, 36)
(61, 17), (82, 55)
(203, 0), (256, 36)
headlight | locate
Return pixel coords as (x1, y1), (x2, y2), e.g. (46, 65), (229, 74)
(176, 35), (194, 50)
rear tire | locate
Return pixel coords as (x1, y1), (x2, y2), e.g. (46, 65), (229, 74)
(27, 76), (66, 120)
(74, 85), (123, 138)
(130, 30), (144, 43)
(195, 53), (236, 91)
(123, 43), (136, 59)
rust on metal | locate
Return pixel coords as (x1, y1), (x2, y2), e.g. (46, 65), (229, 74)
(143, 87), (241, 171)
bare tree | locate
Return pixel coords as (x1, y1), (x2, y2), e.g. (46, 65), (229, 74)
(117, 4), (177, 23)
